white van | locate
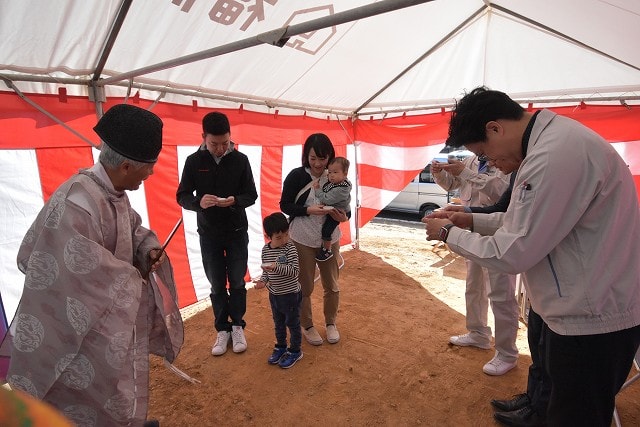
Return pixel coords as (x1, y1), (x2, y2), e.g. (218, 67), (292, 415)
(385, 150), (473, 218)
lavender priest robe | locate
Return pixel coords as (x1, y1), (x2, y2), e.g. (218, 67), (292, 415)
(6, 167), (183, 426)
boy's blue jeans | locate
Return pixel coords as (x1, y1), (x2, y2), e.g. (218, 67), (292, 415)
(269, 291), (302, 352)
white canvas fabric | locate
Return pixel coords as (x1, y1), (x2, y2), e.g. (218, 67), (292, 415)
(0, 0), (638, 115)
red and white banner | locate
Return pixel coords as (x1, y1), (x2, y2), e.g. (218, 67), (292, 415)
(1, 92), (639, 323)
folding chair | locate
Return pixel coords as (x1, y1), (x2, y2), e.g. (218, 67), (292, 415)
(613, 346), (640, 427)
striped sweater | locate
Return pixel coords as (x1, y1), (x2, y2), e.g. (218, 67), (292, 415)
(259, 241), (301, 295)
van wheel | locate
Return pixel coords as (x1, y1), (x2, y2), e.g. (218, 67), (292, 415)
(419, 204), (440, 219)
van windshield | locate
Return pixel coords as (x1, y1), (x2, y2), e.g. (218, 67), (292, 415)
(419, 165), (435, 183)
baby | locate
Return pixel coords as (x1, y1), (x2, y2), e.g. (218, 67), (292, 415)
(314, 156), (352, 261)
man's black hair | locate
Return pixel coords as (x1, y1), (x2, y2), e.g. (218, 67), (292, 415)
(202, 112), (231, 136)
(447, 87), (525, 149)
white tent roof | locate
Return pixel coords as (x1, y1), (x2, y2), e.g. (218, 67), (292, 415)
(2, 0), (639, 117)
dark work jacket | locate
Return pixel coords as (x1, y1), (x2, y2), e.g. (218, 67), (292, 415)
(470, 172), (516, 214)
(176, 145), (257, 237)
(280, 166), (313, 222)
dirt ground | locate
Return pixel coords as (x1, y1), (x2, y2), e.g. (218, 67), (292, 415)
(148, 219), (640, 426)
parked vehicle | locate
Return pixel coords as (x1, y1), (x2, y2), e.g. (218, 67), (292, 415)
(385, 149), (473, 218)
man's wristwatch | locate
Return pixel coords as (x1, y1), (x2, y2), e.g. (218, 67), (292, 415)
(438, 223), (454, 242)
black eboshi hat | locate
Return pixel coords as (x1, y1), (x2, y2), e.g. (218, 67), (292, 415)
(93, 104), (163, 163)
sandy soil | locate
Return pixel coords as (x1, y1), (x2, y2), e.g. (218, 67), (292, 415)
(148, 218), (640, 426)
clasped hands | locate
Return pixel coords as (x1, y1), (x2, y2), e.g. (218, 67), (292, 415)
(422, 205), (473, 240)
(431, 159), (465, 176)
(200, 194), (235, 209)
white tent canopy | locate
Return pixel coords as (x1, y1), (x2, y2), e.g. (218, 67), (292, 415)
(2, 0), (639, 116)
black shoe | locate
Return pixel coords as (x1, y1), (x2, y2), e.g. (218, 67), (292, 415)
(315, 248), (333, 262)
(494, 406), (546, 427)
(144, 421), (160, 427)
(491, 393), (530, 412)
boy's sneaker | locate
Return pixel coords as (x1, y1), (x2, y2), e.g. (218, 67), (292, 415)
(315, 248), (333, 262)
(268, 347), (288, 365)
(231, 325), (247, 353)
(278, 351), (303, 369)
(211, 331), (231, 356)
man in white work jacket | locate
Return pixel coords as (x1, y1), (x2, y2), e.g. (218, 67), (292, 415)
(425, 87), (640, 427)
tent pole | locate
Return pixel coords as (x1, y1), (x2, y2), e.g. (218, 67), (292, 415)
(354, 5), (487, 115)
(356, 93), (640, 118)
(98, 0), (434, 86)
(490, 3), (640, 73)
(351, 119), (361, 251)
(1, 73), (638, 117)
(92, 0), (134, 81)
(335, 115), (359, 250)
(0, 77), (99, 148)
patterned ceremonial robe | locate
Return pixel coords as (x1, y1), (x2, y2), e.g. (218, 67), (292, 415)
(6, 164), (184, 427)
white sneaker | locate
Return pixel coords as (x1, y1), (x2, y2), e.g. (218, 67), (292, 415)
(231, 325), (247, 353)
(211, 331), (231, 356)
(449, 333), (491, 350)
(303, 326), (323, 346)
(483, 353), (517, 376)
(326, 324), (340, 344)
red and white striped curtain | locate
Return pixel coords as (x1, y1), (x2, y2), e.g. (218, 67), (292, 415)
(1, 92), (639, 321)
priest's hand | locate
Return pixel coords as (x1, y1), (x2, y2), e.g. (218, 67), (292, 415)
(148, 248), (166, 272)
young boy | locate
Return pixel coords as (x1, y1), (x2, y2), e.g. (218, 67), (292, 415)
(254, 212), (303, 369)
(314, 156), (352, 262)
